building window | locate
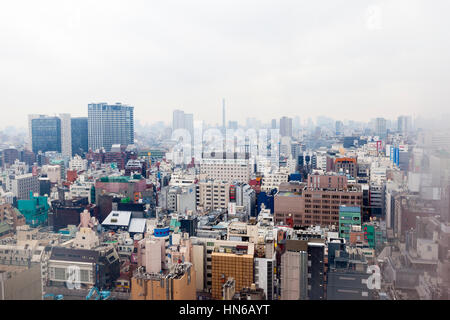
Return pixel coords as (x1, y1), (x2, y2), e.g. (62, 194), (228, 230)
(80, 269), (90, 282)
(54, 267), (66, 280)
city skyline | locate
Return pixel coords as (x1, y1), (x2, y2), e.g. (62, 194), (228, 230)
(1, 0), (450, 129)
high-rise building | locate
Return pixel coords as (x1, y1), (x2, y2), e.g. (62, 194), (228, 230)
(71, 117), (88, 156)
(184, 113), (194, 138)
(397, 115), (412, 135)
(59, 113), (72, 157)
(31, 116), (62, 154)
(335, 121), (343, 135)
(172, 109), (194, 145)
(27, 114), (41, 151)
(280, 117), (292, 137)
(375, 117), (387, 138)
(222, 98), (226, 133)
(271, 119), (277, 129)
(88, 103), (134, 152)
(172, 109), (186, 131)
(2, 148), (19, 168)
(293, 116), (301, 131)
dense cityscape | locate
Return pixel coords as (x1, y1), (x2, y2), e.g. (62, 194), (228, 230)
(0, 103), (448, 300)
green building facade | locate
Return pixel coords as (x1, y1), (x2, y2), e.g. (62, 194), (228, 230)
(339, 206), (361, 241)
(17, 191), (49, 227)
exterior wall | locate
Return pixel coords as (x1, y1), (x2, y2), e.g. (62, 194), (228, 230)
(71, 117), (88, 156)
(198, 181), (230, 211)
(275, 188), (362, 228)
(190, 238), (255, 292)
(417, 239), (438, 260)
(308, 243), (325, 300)
(88, 103), (134, 152)
(254, 257), (275, 300)
(211, 253), (253, 300)
(274, 193), (303, 226)
(280, 251), (308, 300)
(0, 264), (42, 300)
(338, 206), (361, 240)
(69, 156), (88, 172)
(192, 244), (205, 291)
(261, 172), (289, 192)
(130, 267), (196, 300)
(327, 270), (373, 300)
(335, 158), (357, 178)
(307, 174), (348, 190)
(12, 174), (40, 200)
(200, 158), (251, 184)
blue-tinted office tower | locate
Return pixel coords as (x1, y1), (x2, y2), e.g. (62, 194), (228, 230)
(71, 117), (88, 156)
(88, 103), (134, 152)
(31, 116), (62, 154)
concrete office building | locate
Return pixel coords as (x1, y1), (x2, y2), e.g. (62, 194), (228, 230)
(69, 155), (88, 172)
(261, 171), (289, 192)
(11, 174), (40, 200)
(197, 180), (230, 211)
(200, 152), (252, 184)
(274, 174), (363, 227)
(280, 240), (308, 300)
(88, 103), (134, 152)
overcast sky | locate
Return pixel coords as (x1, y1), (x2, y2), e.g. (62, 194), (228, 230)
(0, 0), (449, 129)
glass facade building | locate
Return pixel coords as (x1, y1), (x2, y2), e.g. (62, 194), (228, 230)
(31, 116), (62, 154)
(88, 103), (134, 152)
(71, 117), (88, 156)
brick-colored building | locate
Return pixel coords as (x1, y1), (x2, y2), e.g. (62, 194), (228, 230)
(275, 174), (362, 227)
(130, 263), (196, 300)
(211, 252), (254, 300)
(335, 157), (357, 178)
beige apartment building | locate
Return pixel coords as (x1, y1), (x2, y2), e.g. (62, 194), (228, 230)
(196, 180), (230, 211)
(200, 152), (252, 184)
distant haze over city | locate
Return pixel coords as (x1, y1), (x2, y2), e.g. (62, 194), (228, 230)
(1, 0), (450, 129)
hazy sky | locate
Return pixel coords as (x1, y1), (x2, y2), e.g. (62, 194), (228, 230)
(0, 0), (449, 129)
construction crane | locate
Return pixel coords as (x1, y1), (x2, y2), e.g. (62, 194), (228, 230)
(85, 286), (112, 300)
(43, 293), (64, 300)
